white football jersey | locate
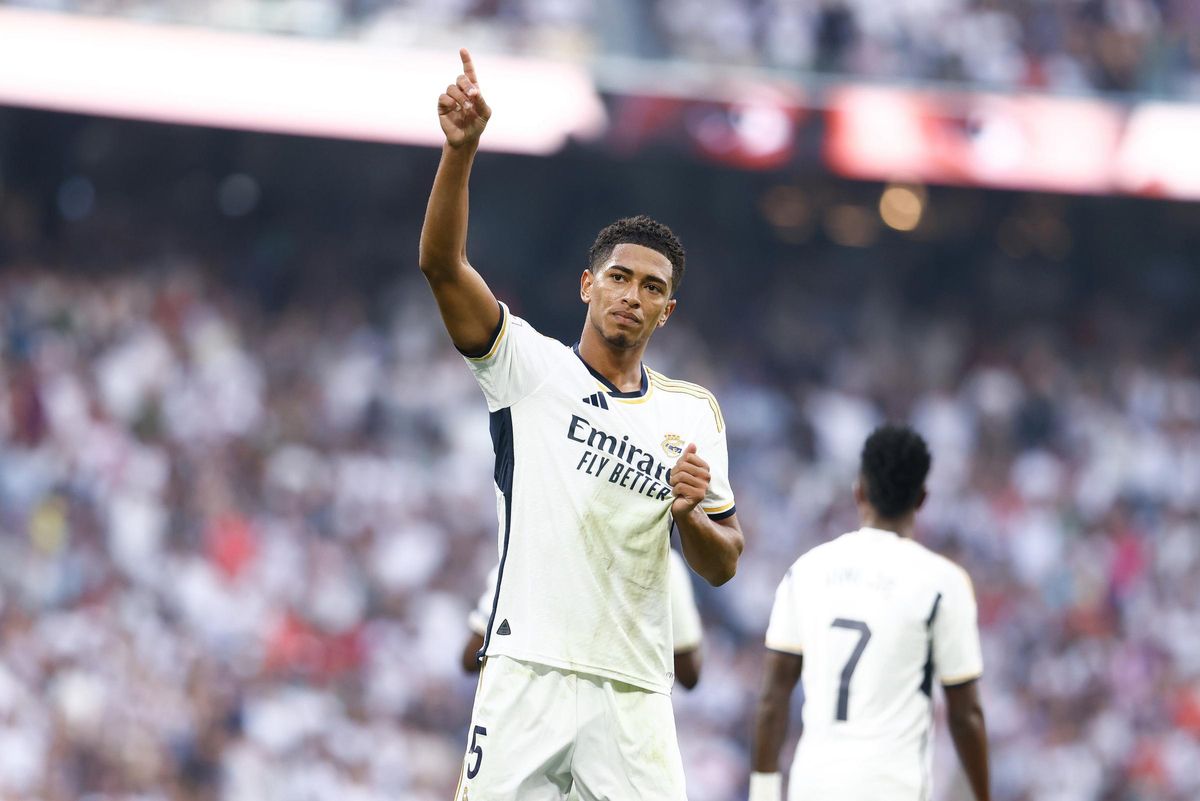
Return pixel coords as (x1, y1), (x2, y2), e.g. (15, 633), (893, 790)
(470, 549), (704, 654)
(465, 303), (733, 694)
(765, 527), (983, 801)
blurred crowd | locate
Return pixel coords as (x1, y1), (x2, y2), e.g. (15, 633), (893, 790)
(0, 268), (494, 801)
(2, 93), (1199, 801)
(0, 243), (1197, 801)
(6, 0), (1200, 97)
(653, 0), (1200, 96)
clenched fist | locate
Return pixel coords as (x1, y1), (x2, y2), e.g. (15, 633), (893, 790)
(670, 443), (710, 518)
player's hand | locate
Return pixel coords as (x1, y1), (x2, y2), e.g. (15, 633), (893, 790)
(670, 443), (710, 518)
(437, 48), (492, 149)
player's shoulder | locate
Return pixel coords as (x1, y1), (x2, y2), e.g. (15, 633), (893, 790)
(645, 366), (725, 432)
(783, 535), (844, 578)
(501, 303), (572, 352)
(771, 539), (840, 602)
(901, 538), (976, 593)
(503, 303), (552, 339)
(644, 366), (718, 399)
(790, 531), (870, 580)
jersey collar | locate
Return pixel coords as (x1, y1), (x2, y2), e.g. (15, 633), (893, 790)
(859, 526), (900, 538)
(572, 343), (650, 399)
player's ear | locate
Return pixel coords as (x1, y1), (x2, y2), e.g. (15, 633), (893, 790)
(914, 488), (928, 511)
(852, 477), (866, 506)
(656, 298), (677, 328)
(580, 268), (595, 303)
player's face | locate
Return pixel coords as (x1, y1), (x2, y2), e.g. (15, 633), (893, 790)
(580, 243), (677, 350)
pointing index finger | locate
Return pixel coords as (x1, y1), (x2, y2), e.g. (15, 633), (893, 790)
(460, 48), (479, 85)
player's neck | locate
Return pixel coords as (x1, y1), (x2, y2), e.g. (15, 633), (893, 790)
(577, 327), (646, 393)
(860, 513), (916, 539)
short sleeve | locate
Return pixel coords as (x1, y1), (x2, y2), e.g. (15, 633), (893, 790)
(464, 303), (561, 411)
(668, 550), (703, 652)
(764, 563), (804, 655)
(697, 398), (736, 520)
(467, 566), (499, 636)
(933, 565), (984, 686)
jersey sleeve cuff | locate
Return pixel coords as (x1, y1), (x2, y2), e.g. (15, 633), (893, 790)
(940, 670), (983, 687)
(704, 502), (736, 520)
(460, 302), (508, 361)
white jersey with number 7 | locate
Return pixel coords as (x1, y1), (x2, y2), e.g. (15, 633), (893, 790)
(765, 526), (983, 801)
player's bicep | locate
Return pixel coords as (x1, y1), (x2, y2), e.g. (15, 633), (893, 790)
(424, 259), (502, 357)
(933, 568), (984, 685)
(764, 567), (805, 655)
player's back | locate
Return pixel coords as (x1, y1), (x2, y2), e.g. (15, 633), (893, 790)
(766, 527), (981, 801)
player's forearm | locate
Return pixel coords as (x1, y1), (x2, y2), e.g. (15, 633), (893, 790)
(751, 686), (790, 772)
(948, 705), (990, 801)
(419, 142), (477, 279)
(674, 508), (742, 586)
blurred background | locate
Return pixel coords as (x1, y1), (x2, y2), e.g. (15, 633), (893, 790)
(1, 2), (1199, 801)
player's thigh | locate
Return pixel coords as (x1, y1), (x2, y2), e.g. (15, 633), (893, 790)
(572, 676), (686, 801)
(455, 656), (574, 801)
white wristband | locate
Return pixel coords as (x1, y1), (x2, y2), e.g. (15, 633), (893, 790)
(749, 771), (782, 801)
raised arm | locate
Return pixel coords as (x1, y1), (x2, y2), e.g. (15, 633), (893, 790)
(419, 48), (502, 355)
(944, 679), (991, 801)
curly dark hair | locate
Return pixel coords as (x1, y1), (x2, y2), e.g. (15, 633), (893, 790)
(588, 215), (686, 296)
(860, 424), (932, 519)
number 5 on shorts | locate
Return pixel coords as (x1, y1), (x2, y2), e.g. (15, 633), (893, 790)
(466, 725), (488, 779)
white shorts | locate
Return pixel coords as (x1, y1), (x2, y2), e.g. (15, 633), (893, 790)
(454, 655), (686, 801)
(788, 749), (924, 801)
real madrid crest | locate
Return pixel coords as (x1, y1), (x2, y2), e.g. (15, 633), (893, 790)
(661, 433), (685, 458)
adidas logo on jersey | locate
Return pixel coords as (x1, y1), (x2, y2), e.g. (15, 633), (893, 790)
(582, 392), (609, 410)
(497, 619), (512, 635)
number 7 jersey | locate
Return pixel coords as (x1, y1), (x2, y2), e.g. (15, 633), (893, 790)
(765, 527), (983, 801)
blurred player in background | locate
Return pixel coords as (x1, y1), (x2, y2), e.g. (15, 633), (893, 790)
(420, 49), (743, 801)
(461, 547), (704, 690)
(749, 425), (989, 801)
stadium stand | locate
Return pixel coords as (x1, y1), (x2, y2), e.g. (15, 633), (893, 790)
(3, 0), (1199, 96)
(0, 112), (1197, 797)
